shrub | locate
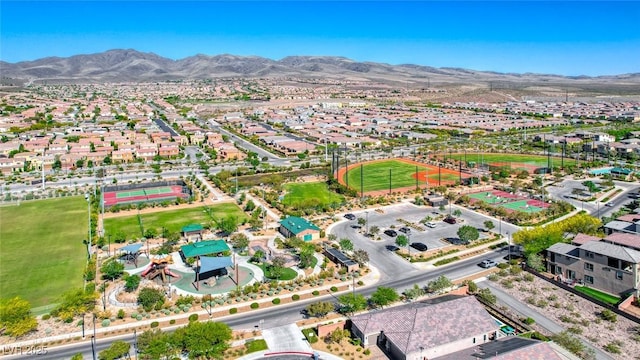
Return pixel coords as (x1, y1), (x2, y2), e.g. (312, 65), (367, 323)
(292, 294), (300, 301)
(312, 290), (320, 296)
(41, 314), (51, 320)
(117, 309), (125, 319)
(150, 321), (159, 328)
(169, 319), (176, 325)
(523, 317), (535, 325)
(330, 286), (338, 292)
(363, 349), (371, 355)
(229, 308), (238, 314)
(188, 314), (199, 322)
(600, 309), (617, 322)
(523, 273), (535, 282)
(250, 302), (259, 309)
(101, 319), (110, 327)
(497, 263), (509, 269)
(272, 298), (281, 305)
(603, 342), (622, 354)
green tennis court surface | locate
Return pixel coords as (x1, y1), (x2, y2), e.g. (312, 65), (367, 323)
(115, 187), (172, 198)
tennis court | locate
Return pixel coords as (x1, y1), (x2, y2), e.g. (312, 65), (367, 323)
(468, 189), (549, 214)
(103, 184), (189, 207)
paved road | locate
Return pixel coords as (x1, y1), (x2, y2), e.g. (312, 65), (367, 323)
(546, 178), (637, 218)
(479, 281), (614, 360)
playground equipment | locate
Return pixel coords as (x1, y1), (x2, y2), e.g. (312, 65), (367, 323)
(141, 254), (180, 283)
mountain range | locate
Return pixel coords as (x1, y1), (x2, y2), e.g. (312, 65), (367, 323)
(1, 49), (639, 87)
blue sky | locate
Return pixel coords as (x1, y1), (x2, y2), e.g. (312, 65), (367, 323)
(1, 1), (638, 76)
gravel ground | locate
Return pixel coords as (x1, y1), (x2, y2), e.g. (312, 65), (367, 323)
(489, 270), (640, 359)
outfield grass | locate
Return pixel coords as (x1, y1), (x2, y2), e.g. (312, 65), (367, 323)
(0, 197), (87, 308)
(283, 182), (344, 208)
(104, 203), (248, 239)
(445, 153), (576, 167)
(345, 160), (449, 192)
(574, 286), (620, 305)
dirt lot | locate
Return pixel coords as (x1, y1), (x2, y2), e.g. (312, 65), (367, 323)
(490, 270), (640, 359)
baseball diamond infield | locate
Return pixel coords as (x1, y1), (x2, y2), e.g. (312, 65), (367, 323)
(337, 158), (471, 195)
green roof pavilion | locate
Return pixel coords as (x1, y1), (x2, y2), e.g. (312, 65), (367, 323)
(180, 240), (230, 258)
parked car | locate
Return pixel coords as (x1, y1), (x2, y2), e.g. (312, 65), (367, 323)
(605, 202), (614, 207)
(385, 245), (399, 252)
(399, 227), (411, 234)
(384, 229), (398, 237)
(344, 213), (356, 220)
(443, 216), (457, 224)
(446, 237), (469, 245)
(410, 242), (428, 251)
(426, 222), (436, 228)
(479, 259), (498, 268)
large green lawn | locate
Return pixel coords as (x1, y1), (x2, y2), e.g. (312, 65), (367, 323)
(0, 197), (87, 309)
(283, 182), (344, 208)
(345, 160), (455, 192)
(444, 153), (576, 167)
(104, 203), (247, 239)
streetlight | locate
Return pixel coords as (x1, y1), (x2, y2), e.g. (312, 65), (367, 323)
(365, 211), (369, 236)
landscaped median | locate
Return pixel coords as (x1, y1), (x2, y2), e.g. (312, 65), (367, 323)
(2, 273), (365, 351)
(396, 238), (507, 266)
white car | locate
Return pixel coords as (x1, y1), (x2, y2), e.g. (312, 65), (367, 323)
(479, 259), (498, 268)
(426, 222), (436, 228)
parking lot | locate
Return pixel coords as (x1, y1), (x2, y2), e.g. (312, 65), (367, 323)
(330, 202), (514, 281)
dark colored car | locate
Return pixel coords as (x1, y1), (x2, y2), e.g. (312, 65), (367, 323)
(443, 216), (457, 224)
(410, 242), (428, 251)
(446, 237), (469, 245)
(344, 213), (356, 220)
(384, 229), (398, 237)
(385, 245), (399, 251)
(399, 227), (411, 234)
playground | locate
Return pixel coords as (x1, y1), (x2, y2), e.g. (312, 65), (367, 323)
(338, 158), (470, 194)
(0, 197), (86, 310)
(441, 153), (577, 174)
(468, 190), (551, 214)
(102, 180), (191, 207)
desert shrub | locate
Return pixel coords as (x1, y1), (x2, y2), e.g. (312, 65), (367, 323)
(169, 319), (176, 325)
(229, 308), (238, 314)
(599, 309), (617, 323)
(101, 319), (110, 327)
(188, 314), (199, 322)
(117, 309), (125, 319)
(42, 314), (51, 320)
(272, 298), (281, 305)
(250, 302), (259, 309)
(523, 273), (535, 282)
(523, 317), (535, 325)
(292, 294), (300, 301)
(150, 321), (159, 328)
(330, 286), (338, 292)
(312, 290), (320, 296)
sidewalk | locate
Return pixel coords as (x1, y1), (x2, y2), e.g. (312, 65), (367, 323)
(6, 268), (381, 350)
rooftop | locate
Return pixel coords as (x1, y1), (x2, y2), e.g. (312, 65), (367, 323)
(180, 240), (230, 258)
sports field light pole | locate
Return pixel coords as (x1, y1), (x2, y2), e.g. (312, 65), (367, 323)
(85, 193), (92, 258)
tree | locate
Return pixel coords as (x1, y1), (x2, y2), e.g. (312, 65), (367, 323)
(328, 328), (350, 344)
(215, 216), (238, 235)
(483, 220), (495, 231)
(337, 293), (367, 314)
(526, 253), (545, 271)
(305, 301), (334, 318)
(100, 259), (124, 280)
(269, 256), (286, 280)
(244, 200), (256, 212)
(137, 329), (178, 360)
(251, 249), (265, 263)
(229, 233), (249, 251)
(173, 321), (232, 359)
(124, 274), (141, 292)
(99, 340), (130, 360)
(339, 238), (354, 251)
(457, 225), (479, 243)
(453, 209), (462, 217)
(370, 286), (399, 308)
(0, 297), (38, 337)
(395, 234), (408, 248)
(51, 288), (96, 322)
(70, 354), (83, 360)
(403, 284), (425, 302)
(298, 243), (316, 269)
(477, 288), (496, 305)
(352, 249), (369, 266)
(357, 217), (366, 227)
(427, 275), (453, 294)
(137, 287), (165, 311)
